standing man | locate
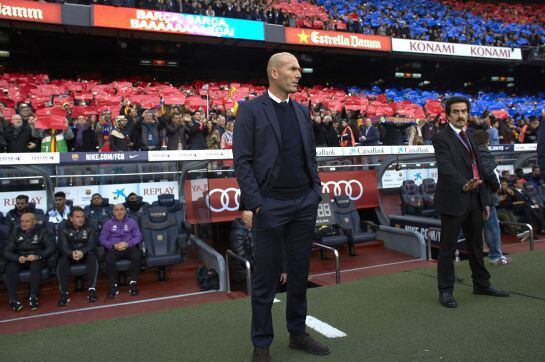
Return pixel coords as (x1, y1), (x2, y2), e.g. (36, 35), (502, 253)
(433, 96), (509, 308)
(233, 52), (328, 362)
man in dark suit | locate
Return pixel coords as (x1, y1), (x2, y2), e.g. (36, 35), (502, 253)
(359, 117), (380, 146)
(233, 52), (329, 362)
(433, 96), (509, 308)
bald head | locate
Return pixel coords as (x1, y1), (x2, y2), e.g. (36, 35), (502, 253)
(20, 212), (36, 231)
(266, 52), (301, 100)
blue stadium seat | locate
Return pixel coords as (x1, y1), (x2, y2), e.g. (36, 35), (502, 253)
(330, 195), (377, 256)
(400, 180), (424, 216)
(152, 194), (189, 246)
(140, 206), (184, 280)
(419, 178), (437, 217)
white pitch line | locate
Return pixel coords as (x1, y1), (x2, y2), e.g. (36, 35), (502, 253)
(308, 259), (422, 279)
(0, 290), (218, 324)
(306, 315), (347, 339)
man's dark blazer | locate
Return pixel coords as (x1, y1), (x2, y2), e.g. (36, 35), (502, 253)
(360, 125), (380, 146)
(233, 93), (322, 211)
(432, 125), (489, 216)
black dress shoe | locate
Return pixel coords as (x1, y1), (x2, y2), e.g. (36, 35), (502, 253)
(252, 346), (269, 362)
(473, 286), (510, 297)
(289, 333), (330, 355)
(439, 292), (458, 308)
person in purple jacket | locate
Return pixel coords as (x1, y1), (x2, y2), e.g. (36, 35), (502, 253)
(99, 204), (142, 299)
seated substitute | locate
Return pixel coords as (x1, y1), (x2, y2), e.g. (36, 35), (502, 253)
(5, 194), (30, 234)
(57, 206), (98, 306)
(4, 213), (55, 312)
(99, 204), (142, 299)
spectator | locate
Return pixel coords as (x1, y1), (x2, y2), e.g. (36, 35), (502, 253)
(514, 168), (527, 182)
(359, 117), (380, 146)
(339, 119), (355, 147)
(474, 130), (510, 265)
(523, 119), (539, 144)
(312, 115), (327, 147)
(110, 115), (134, 151)
(36, 121), (75, 153)
(84, 193), (113, 231)
(187, 111), (206, 150)
(4, 114), (38, 153)
(407, 119), (425, 145)
(18, 103), (32, 125)
(525, 166), (542, 188)
(324, 115), (340, 147)
(498, 178), (525, 235)
(99, 204), (142, 299)
(205, 120), (221, 149)
(5, 194), (30, 234)
(487, 118), (500, 146)
(165, 112), (188, 150)
(4, 213), (55, 312)
(73, 115), (98, 152)
(220, 121), (234, 150)
(56, 206), (98, 306)
(511, 178), (545, 234)
(98, 109), (115, 151)
(381, 122), (412, 146)
(215, 115), (226, 137)
(139, 109), (162, 150)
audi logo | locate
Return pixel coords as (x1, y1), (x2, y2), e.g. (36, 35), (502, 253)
(321, 180), (364, 201)
(206, 188), (240, 212)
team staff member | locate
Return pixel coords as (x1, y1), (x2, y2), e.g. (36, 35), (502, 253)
(57, 206), (99, 306)
(99, 204), (142, 299)
(4, 213), (55, 312)
(433, 96), (509, 308)
(234, 52), (328, 362)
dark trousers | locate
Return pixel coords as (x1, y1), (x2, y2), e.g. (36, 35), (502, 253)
(104, 247), (142, 287)
(5, 260), (44, 300)
(251, 190), (319, 347)
(57, 254), (99, 293)
(438, 193), (491, 293)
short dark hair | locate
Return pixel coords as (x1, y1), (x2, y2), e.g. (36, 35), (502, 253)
(444, 96), (471, 116)
(532, 166), (540, 171)
(54, 191), (66, 199)
(474, 130), (489, 146)
(16, 195), (29, 203)
(69, 206), (85, 217)
(92, 193), (102, 198)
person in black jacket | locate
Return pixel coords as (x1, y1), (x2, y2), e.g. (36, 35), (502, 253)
(72, 115), (98, 152)
(229, 211), (287, 284)
(323, 115), (340, 147)
(312, 115), (327, 147)
(186, 111), (206, 150)
(4, 194), (30, 234)
(474, 130), (510, 265)
(4, 213), (55, 312)
(56, 207), (98, 306)
(4, 114), (38, 153)
(110, 115), (134, 151)
(84, 193), (113, 231)
(165, 113), (188, 150)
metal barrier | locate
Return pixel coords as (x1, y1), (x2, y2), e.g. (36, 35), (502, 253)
(312, 242), (341, 284)
(225, 249), (252, 295)
(191, 235), (227, 292)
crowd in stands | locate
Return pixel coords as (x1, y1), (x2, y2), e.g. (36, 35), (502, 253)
(0, 73), (543, 151)
(0, 73), (545, 152)
(0, 191), (161, 311)
(53, 0), (545, 47)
